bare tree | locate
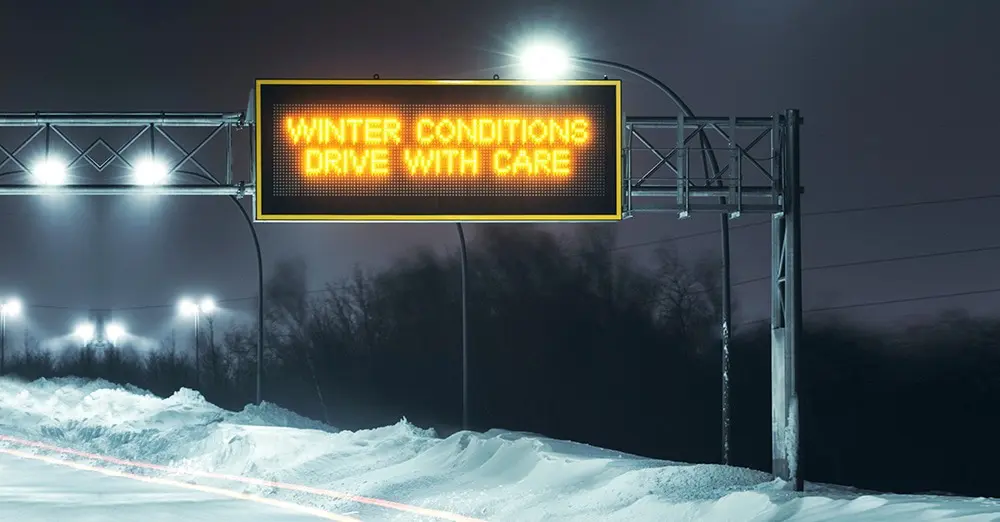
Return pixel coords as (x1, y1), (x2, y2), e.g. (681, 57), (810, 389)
(266, 257), (330, 423)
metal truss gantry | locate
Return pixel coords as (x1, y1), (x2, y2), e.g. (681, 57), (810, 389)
(0, 112), (253, 195)
(0, 112), (264, 405)
(0, 107), (805, 490)
(624, 109), (804, 490)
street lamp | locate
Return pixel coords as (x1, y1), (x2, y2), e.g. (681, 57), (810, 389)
(178, 296), (216, 386)
(515, 39), (735, 466)
(0, 298), (22, 375)
(73, 321), (96, 345)
(133, 158), (169, 185)
(30, 157), (67, 185)
(105, 322), (126, 344)
(516, 40), (571, 80)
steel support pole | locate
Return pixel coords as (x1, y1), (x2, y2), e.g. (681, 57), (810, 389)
(771, 109), (803, 491)
(220, 195), (263, 406)
(249, 125), (264, 406)
(456, 223), (469, 430)
(783, 109), (804, 491)
(720, 212), (732, 465)
(223, 192), (264, 405)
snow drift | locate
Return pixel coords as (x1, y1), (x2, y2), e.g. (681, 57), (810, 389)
(0, 377), (997, 521)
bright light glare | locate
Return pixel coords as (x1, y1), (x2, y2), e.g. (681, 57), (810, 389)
(32, 158), (68, 185)
(133, 158), (169, 185)
(179, 296), (216, 317)
(517, 41), (571, 80)
(199, 297), (216, 314)
(105, 322), (126, 343)
(73, 322), (95, 343)
(178, 298), (199, 317)
(0, 298), (21, 317)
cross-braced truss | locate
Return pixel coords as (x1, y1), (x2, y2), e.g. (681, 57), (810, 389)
(0, 108), (806, 491)
(624, 114), (784, 216)
(0, 113), (251, 196)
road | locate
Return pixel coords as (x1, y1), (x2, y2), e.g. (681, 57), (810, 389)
(0, 447), (361, 521)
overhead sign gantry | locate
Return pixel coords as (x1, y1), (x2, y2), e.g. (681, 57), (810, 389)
(0, 78), (803, 491)
(253, 79), (622, 222)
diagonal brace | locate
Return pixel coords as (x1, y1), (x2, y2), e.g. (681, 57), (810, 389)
(631, 125), (704, 186)
(57, 126), (150, 171)
(155, 125), (224, 184)
(708, 125), (773, 180)
(0, 127), (45, 173)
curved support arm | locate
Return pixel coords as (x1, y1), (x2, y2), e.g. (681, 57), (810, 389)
(573, 56), (732, 467)
(175, 170), (266, 406)
(571, 56), (724, 186)
(572, 56), (697, 118)
(456, 222), (469, 429)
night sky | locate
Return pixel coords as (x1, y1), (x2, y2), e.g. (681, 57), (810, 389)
(0, 0), (996, 346)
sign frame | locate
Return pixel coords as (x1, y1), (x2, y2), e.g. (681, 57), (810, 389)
(253, 78), (623, 223)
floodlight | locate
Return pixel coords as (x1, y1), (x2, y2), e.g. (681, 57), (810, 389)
(178, 298), (199, 317)
(517, 41), (571, 80)
(73, 321), (96, 343)
(199, 297), (216, 314)
(105, 322), (126, 343)
(0, 299), (21, 317)
(133, 158), (169, 185)
(31, 157), (68, 185)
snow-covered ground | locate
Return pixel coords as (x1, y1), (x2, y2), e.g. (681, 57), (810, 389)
(0, 377), (997, 521)
(0, 447), (356, 521)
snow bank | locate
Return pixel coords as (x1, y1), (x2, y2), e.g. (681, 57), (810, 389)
(0, 377), (998, 521)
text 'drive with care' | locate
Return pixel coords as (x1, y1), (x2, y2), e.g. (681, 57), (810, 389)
(255, 79), (622, 222)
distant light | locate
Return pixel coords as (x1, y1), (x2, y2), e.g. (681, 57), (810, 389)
(0, 299), (21, 318)
(133, 158), (169, 185)
(199, 297), (216, 315)
(517, 40), (571, 80)
(178, 298), (199, 317)
(179, 296), (216, 317)
(105, 322), (126, 344)
(31, 158), (68, 185)
(73, 322), (96, 343)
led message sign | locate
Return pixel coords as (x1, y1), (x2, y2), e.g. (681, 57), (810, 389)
(254, 79), (622, 222)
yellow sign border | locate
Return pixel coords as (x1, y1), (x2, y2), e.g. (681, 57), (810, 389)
(253, 78), (623, 223)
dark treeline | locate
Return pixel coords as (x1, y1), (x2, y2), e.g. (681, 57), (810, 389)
(5, 224), (999, 498)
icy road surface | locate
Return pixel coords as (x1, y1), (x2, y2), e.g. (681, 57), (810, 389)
(1, 377), (999, 521)
(0, 447), (359, 521)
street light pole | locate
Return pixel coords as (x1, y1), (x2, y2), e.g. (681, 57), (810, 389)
(520, 48), (733, 465)
(456, 223), (469, 430)
(179, 296), (215, 390)
(194, 312), (201, 388)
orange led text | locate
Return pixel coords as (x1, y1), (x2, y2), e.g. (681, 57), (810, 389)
(493, 149), (572, 177)
(303, 148), (390, 177)
(282, 112), (593, 180)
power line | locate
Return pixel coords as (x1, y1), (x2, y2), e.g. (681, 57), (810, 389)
(611, 192), (1000, 253)
(739, 286), (1000, 326)
(27, 243), (1000, 314)
(22, 285), (347, 313)
(611, 219), (768, 252)
(730, 243), (1000, 288)
(19, 193), (1000, 315)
